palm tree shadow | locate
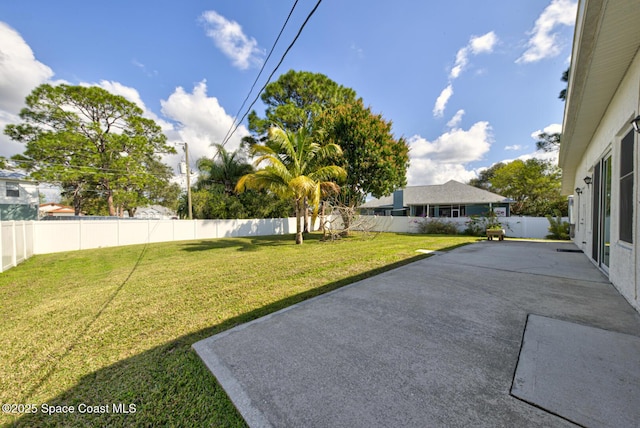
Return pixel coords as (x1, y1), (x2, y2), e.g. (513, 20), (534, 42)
(180, 233), (326, 252)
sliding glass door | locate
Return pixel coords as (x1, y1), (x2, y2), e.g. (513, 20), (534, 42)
(591, 155), (611, 271)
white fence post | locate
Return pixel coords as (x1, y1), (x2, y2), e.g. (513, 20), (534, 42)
(11, 221), (17, 269)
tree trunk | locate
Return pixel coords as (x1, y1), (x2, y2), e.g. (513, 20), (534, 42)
(106, 190), (116, 216)
(303, 197), (310, 234)
(295, 199), (303, 244)
(340, 207), (352, 236)
(73, 187), (82, 216)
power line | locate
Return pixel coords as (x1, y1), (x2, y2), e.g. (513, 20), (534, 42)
(11, 158), (177, 178)
(220, 0), (301, 146)
(221, 0), (323, 147)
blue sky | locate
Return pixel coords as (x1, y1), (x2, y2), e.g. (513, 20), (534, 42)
(0, 0), (576, 187)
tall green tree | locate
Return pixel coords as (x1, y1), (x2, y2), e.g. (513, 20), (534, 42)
(247, 70), (357, 136)
(489, 158), (567, 216)
(468, 162), (505, 191)
(316, 100), (409, 227)
(184, 145), (291, 220)
(4, 84), (175, 215)
(115, 158), (180, 217)
(248, 71), (409, 228)
(236, 126), (346, 244)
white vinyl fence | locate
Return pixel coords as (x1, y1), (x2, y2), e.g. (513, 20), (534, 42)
(0, 215), (560, 272)
(31, 218), (298, 254)
(1, 221), (34, 272)
(351, 215), (562, 239)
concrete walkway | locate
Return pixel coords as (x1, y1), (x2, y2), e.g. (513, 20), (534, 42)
(193, 240), (640, 427)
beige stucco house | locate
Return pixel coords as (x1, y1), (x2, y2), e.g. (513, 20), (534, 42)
(560, 0), (640, 311)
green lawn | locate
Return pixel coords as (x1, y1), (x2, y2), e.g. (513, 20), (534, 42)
(0, 232), (478, 427)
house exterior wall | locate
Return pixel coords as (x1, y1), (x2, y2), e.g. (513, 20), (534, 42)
(569, 49), (640, 311)
(0, 181), (39, 221)
(369, 203), (511, 218)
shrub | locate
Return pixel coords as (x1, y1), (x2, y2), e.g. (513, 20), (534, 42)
(546, 210), (570, 240)
(463, 213), (502, 236)
(464, 215), (485, 236)
(416, 218), (459, 235)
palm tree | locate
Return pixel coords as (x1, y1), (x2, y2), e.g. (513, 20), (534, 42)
(236, 126), (346, 244)
(196, 144), (253, 195)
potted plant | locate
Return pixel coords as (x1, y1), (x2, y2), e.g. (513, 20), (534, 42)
(485, 210), (505, 240)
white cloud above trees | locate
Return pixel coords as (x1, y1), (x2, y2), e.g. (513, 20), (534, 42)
(160, 80), (249, 166)
(0, 22), (55, 157)
(200, 10), (263, 70)
(530, 123), (562, 139)
(0, 22), (54, 113)
(516, 0), (577, 63)
(406, 120), (493, 185)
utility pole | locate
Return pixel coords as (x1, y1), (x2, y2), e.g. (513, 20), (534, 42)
(178, 142), (193, 220)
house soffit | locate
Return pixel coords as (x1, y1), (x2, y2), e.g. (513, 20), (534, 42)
(560, 0), (640, 193)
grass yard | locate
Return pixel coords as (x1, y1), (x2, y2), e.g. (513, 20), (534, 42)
(0, 232), (478, 427)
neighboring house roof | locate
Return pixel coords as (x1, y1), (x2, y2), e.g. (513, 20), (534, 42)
(559, 0), (640, 193)
(360, 180), (510, 208)
(40, 203), (75, 214)
(0, 169), (32, 182)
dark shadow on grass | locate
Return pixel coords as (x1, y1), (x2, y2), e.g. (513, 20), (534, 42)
(9, 242), (468, 428)
(181, 233), (330, 253)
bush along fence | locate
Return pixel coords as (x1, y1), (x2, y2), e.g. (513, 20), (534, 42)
(0, 215), (567, 272)
(349, 215), (569, 239)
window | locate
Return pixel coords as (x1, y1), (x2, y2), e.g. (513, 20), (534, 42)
(619, 130), (634, 243)
(5, 182), (19, 198)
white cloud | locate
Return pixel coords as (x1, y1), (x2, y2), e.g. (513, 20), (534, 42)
(450, 49), (467, 80)
(434, 31), (497, 117)
(0, 22), (54, 114)
(530, 123), (562, 139)
(91, 80), (146, 110)
(433, 84), (453, 118)
(516, 0), (577, 64)
(446, 109), (465, 128)
(505, 145), (523, 151)
(449, 31), (498, 80)
(0, 110), (25, 158)
(407, 158), (480, 186)
(470, 31), (498, 54)
(509, 149), (559, 165)
(0, 22), (55, 157)
(160, 80), (249, 170)
(201, 10), (262, 70)
(406, 121), (493, 185)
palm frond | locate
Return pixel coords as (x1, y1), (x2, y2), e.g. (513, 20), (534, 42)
(309, 165), (347, 182)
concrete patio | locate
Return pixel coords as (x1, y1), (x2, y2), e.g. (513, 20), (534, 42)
(194, 240), (640, 427)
